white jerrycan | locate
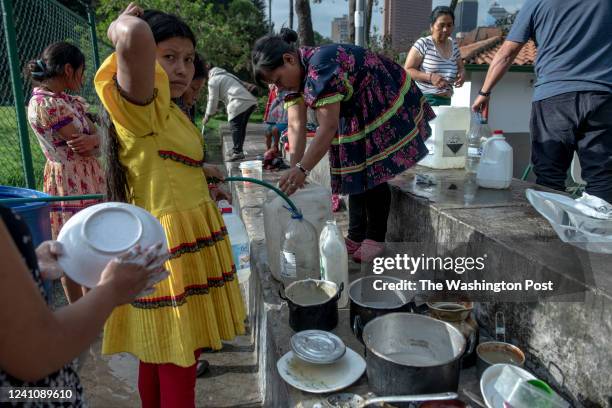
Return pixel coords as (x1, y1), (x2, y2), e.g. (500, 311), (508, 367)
(476, 130), (513, 189)
(419, 106), (470, 169)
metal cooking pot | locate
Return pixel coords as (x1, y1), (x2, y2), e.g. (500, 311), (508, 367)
(362, 313), (466, 407)
(349, 276), (413, 342)
(280, 279), (343, 332)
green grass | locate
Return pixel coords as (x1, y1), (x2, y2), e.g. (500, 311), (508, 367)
(0, 98), (266, 189)
(0, 107), (45, 189)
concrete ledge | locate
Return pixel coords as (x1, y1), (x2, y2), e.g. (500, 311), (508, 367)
(387, 168), (612, 408)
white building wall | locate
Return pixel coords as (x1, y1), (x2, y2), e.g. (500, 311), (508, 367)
(451, 70), (535, 133)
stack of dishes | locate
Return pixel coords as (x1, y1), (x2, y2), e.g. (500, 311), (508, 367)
(277, 330), (366, 394)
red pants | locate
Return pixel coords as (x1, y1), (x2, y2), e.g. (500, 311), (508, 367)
(138, 351), (200, 408)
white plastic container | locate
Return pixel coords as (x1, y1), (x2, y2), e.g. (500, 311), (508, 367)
(419, 106), (470, 169)
(319, 220), (349, 308)
(477, 130), (513, 189)
(218, 200), (251, 283)
(280, 216), (320, 285)
(239, 160), (262, 188)
(264, 183), (333, 281)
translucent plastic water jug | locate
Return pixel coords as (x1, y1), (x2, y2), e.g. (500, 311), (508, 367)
(419, 106), (470, 169)
(476, 130), (513, 189)
(218, 200), (251, 283)
(466, 112), (492, 173)
(279, 215), (319, 285)
(319, 220), (349, 308)
(264, 183), (332, 281)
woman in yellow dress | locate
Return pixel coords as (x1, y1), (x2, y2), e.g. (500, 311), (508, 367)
(94, 4), (245, 407)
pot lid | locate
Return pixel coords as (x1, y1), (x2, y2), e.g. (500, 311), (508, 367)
(290, 330), (346, 364)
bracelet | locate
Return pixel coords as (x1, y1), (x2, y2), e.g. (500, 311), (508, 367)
(296, 162), (310, 177)
(478, 89), (491, 97)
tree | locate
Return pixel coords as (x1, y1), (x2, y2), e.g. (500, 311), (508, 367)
(348, 0), (355, 43)
(295, 0), (315, 46)
(95, 0), (268, 77)
(312, 0), (377, 46)
(314, 31), (333, 45)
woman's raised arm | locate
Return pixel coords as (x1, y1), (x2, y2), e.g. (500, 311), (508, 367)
(108, 3), (156, 104)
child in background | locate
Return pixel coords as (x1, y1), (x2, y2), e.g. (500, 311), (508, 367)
(26, 41), (105, 303)
(262, 84), (290, 170)
(177, 53), (208, 123)
(263, 84), (288, 154)
(96, 5), (245, 407)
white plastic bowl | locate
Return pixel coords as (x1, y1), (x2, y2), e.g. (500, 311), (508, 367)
(57, 202), (168, 288)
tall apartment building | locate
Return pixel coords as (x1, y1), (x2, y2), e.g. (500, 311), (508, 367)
(331, 15), (350, 44)
(488, 1), (510, 22)
(383, 0), (432, 51)
(455, 0), (479, 34)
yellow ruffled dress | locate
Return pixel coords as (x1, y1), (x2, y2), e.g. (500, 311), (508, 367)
(94, 53), (245, 367)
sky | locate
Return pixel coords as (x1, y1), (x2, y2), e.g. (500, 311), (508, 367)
(269, 0), (526, 39)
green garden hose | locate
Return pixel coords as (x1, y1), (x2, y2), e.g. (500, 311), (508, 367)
(0, 178), (300, 217)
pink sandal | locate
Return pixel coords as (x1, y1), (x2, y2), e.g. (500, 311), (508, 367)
(345, 237), (361, 255)
(352, 239), (385, 263)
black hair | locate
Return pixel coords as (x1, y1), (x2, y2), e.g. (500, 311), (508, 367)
(193, 53), (208, 80)
(26, 42), (85, 84)
(251, 28), (298, 87)
(141, 9), (196, 47)
(104, 10), (197, 203)
(431, 6), (455, 24)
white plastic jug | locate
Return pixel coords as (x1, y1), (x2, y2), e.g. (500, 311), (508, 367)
(280, 216), (319, 285)
(476, 130), (513, 189)
(218, 201), (251, 283)
(419, 106), (470, 169)
(319, 220), (349, 308)
(264, 183), (333, 281)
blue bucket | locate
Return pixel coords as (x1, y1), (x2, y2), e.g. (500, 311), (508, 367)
(0, 186), (53, 301)
(0, 185), (52, 245)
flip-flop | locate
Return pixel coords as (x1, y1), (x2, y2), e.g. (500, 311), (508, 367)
(196, 360), (210, 377)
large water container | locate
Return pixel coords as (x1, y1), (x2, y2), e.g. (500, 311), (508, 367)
(0, 186), (53, 300)
(218, 200), (251, 283)
(0, 186), (51, 246)
(264, 183), (332, 281)
(477, 130), (513, 189)
(419, 106), (470, 169)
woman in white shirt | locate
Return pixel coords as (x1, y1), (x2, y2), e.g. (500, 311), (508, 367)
(404, 6), (465, 106)
(202, 67), (258, 161)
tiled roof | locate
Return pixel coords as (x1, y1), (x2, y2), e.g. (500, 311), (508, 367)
(460, 36), (537, 66)
(456, 27), (503, 46)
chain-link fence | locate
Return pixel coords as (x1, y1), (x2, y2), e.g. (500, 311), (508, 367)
(0, 0), (113, 189)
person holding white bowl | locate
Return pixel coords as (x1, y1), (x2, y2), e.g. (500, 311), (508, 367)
(0, 205), (168, 407)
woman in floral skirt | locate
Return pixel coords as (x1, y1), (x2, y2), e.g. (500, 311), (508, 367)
(252, 29), (435, 263)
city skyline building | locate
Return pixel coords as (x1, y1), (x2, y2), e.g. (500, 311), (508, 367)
(455, 0), (479, 34)
(331, 14), (350, 43)
(383, 0), (432, 51)
(488, 1), (511, 22)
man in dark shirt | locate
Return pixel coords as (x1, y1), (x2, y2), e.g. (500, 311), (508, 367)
(472, 0), (612, 202)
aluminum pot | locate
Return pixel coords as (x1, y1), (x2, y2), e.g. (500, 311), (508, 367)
(279, 279), (343, 332)
(362, 313), (466, 407)
(349, 275), (413, 342)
